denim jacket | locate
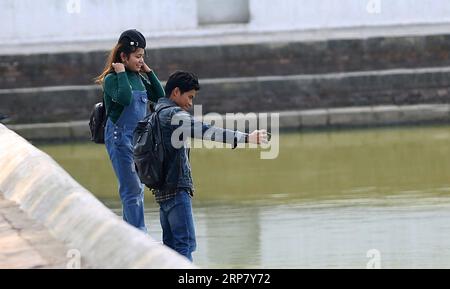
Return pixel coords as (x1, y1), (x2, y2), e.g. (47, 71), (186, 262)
(154, 97), (247, 202)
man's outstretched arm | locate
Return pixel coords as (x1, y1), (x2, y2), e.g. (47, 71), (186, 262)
(171, 110), (268, 147)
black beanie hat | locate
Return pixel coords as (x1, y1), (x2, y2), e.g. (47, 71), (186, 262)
(118, 29), (146, 49)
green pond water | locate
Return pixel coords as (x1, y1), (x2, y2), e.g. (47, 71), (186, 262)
(38, 125), (450, 268)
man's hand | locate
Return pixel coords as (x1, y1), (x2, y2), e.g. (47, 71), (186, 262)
(112, 63), (126, 73)
(248, 129), (269, 144)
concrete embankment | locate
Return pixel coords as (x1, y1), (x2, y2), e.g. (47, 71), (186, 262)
(0, 124), (195, 269)
(0, 194), (71, 269)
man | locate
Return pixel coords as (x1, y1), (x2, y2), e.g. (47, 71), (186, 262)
(154, 71), (267, 261)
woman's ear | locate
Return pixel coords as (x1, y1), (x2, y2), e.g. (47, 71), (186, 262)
(120, 52), (127, 63)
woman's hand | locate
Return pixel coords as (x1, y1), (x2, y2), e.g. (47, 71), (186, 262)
(140, 62), (152, 73)
(112, 63), (125, 73)
(248, 129), (269, 145)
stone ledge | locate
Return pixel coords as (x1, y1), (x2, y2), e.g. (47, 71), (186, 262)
(0, 195), (72, 269)
(5, 104), (450, 142)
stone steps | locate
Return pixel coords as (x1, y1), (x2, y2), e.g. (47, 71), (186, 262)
(1, 67), (449, 124)
(1, 33), (450, 89)
(2, 29), (450, 125)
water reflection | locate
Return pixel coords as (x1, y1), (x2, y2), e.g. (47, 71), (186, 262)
(258, 196), (450, 268)
(104, 194), (450, 268)
(197, 205), (261, 268)
(38, 126), (450, 268)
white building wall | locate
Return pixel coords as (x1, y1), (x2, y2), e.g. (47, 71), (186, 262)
(249, 0), (450, 31)
(2, 0), (450, 45)
(0, 0), (198, 44)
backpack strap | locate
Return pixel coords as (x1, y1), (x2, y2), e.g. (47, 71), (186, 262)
(155, 104), (172, 114)
(154, 105), (173, 152)
(141, 104), (172, 123)
(101, 95), (108, 119)
(153, 105), (173, 123)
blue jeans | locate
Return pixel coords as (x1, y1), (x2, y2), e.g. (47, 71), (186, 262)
(105, 119), (146, 232)
(159, 191), (197, 261)
(105, 90), (148, 232)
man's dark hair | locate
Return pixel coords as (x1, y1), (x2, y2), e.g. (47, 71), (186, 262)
(164, 71), (200, 96)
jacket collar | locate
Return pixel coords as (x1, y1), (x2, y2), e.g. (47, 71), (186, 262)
(156, 97), (178, 110)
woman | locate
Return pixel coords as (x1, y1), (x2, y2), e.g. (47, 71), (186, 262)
(95, 29), (165, 232)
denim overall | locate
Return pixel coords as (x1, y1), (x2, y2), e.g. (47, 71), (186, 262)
(105, 89), (148, 232)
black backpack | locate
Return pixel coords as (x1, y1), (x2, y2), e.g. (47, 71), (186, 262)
(133, 106), (171, 191)
(89, 100), (107, 144)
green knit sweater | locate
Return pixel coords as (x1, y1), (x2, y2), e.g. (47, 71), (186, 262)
(103, 70), (165, 123)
